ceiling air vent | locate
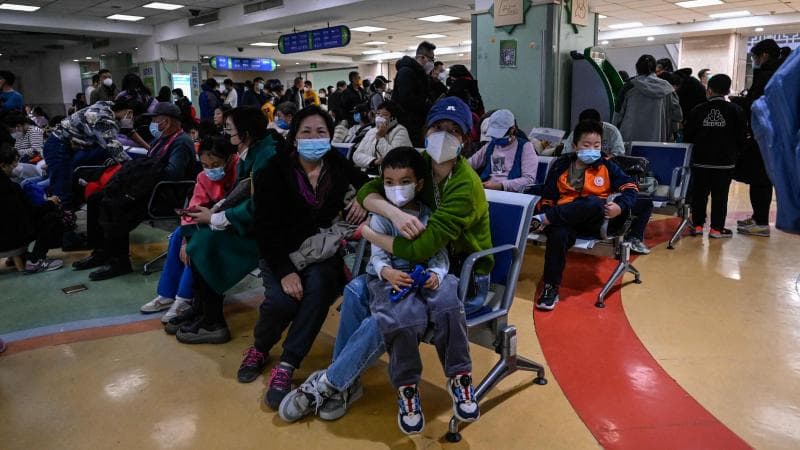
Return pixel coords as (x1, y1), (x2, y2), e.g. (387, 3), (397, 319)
(188, 11), (219, 27)
(244, 0), (283, 15)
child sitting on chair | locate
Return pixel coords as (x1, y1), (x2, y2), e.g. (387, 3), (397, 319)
(361, 146), (479, 435)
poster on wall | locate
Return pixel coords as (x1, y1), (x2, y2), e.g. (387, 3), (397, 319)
(172, 74), (192, 105)
(494, 0), (524, 27)
(570, 0), (589, 27)
(500, 40), (517, 68)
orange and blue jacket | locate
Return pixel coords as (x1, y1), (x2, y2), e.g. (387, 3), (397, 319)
(539, 153), (638, 214)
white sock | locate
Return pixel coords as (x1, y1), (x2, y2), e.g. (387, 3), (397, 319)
(318, 372), (338, 395)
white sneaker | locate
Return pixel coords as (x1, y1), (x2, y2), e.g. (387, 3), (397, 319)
(161, 297), (193, 323)
(140, 295), (175, 314)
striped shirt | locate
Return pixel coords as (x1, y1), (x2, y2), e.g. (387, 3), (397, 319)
(14, 126), (44, 157)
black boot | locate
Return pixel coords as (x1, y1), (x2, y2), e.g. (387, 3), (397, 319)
(88, 257), (133, 281)
(72, 250), (108, 270)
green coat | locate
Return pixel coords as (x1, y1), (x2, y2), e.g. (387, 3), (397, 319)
(184, 136), (276, 293)
(356, 154), (494, 276)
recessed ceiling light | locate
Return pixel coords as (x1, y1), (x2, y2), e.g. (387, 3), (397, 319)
(608, 22), (643, 29)
(142, 2), (184, 10)
(0, 3), (40, 12)
(416, 33), (446, 39)
(755, 27), (764, 32)
(598, 15), (607, 19)
(709, 10), (750, 18)
(417, 15), (459, 22)
(351, 26), (386, 32)
(295, 62), (299, 65)
(250, 42), (278, 47)
(457, 53), (464, 56)
(676, 0), (723, 8)
(85, 56), (92, 59)
(193, 23), (205, 27)
(276, 64), (281, 67)
(363, 41), (387, 45)
(361, 49), (384, 55)
(107, 14), (145, 21)
(73, 59), (79, 62)
(646, 36), (655, 41)
(601, 40), (609, 45)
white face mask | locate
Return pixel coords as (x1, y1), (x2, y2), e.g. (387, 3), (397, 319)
(425, 131), (462, 164)
(102, 78), (113, 87)
(375, 116), (388, 127)
(11, 130), (23, 141)
(256, 82), (265, 90)
(385, 183), (417, 208)
(423, 61), (435, 74)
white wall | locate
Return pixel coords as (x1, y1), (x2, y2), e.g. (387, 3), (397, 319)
(12, 54), (70, 116)
(603, 44), (675, 76)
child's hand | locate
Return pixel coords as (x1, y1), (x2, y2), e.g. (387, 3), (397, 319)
(423, 272), (440, 290)
(381, 267), (413, 291)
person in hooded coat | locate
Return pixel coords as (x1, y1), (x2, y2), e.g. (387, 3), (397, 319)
(393, 41), (435, 147)
(615, 54), (682, 142)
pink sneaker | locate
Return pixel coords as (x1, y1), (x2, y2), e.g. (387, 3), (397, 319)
(265, 364), (294, 410)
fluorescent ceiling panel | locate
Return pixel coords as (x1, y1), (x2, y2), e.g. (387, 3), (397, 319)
(417, 15), (460, 22)
(107, 14), (145, 21)
(351, 26), (386, 32)
(676, 0), (723, 8)
(142, 2), (184, 10)
(709, 10), (750, 18)
(607, 22), (643, 29)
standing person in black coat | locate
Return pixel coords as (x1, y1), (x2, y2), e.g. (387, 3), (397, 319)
(674, 68), (708, 124)
(685, 74), (747, 238)
(393, 42), (435, 147)
(339, 71), (366, 125)
(327, 81), (347, 122)
(736, 38), (782, 237)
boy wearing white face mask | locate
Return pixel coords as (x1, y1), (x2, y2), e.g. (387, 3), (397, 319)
(365, 147), (476, 435)
(533, 120), (640, 311)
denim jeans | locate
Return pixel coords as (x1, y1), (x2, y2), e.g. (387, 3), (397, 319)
(325, 272), (489, 392)
(156, 228), (193, 299)
(43, 136), (108, 207)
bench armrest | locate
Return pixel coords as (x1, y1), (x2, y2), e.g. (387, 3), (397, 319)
(457, 244), (519, 301)
(147, 180), (196, 220)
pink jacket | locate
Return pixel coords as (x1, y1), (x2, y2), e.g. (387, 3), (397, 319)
(182, 154), (239, 225)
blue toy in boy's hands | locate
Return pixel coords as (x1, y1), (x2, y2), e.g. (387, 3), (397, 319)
(390, 265), (431, 302)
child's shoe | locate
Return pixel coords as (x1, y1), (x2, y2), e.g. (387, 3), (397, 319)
(397, 384), (424, 435)
(161, 297), (192, 323)
(140, 295), (174, 313)
(448, 373), (480, 422)
(689, 224), (704, 236)
(265, 363), (294, 410)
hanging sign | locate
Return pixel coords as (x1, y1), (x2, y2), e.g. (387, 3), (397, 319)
(210, 56), (277, 72)
(570, 0), (589, 27)
(278, 25), (351, 54)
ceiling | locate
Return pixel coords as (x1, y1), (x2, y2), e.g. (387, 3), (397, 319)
(12, 0), (243, 25)
(593, 0), (800, 31)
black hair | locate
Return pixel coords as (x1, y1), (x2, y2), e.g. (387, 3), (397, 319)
(656, 58), (674, 73)
(658, 71), (676, 86)
(0, 70), (15, 86)
(286, 105), (335, 145)
(228, 106), (268, 143)
(1, 110), (29, 128)
(121, 73), (151, 96)
(254, 77), (265, 83)
(572, 120), (604, 145)
(707, 74), (732, 96)
(92, 74), (100, 84)
(578, 108), (602, 122)
(198, 135), (237, 160)
(214, 104), (232, 114)
(0, 141), (19, 165)
(348, 71), (360, 83)
(698, 68), (711, 80)
(354, 102), (371, 116)
(49, 115), (65, 127)
(434, 61), (444, 68)
(372, 78), (386, 89)
(336, 80), (347, 88)
(416, 41), (436, 57)
(304, 80), (313, 87)
(224, 78), (234, 86)
(110, 95), (138, 112)
(172, 88), (184, 97)
(293, 76), (303, 84)
(780, 46), (792, 60)
(33, 106), (47, 118)
(98, 68), (111, 77)
(381, 146), (426, 181)
(376, 100), (402, 118)
(276, 101), (299, 117)
(636, 55), (657, 76)
(157, 86), (172, 102)
(205, 78), (219, 88)
(618, 70), (630, 82)
(751, 38), (780, 58)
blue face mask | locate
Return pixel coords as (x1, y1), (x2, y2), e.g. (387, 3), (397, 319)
(149, 122), (162, 140)
(204, 167), (225, 181)
(297, 138), (331, 162)
(492, 136), (511, 146)
(577, 149), (602, 165)
(276, 117), (290, 130)
(353, 112), (362, 123)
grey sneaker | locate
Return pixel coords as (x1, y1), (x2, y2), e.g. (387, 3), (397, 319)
(738, 223), (770, 237)
(24, 258), (64, 274)
(278, 370), (328, 423)
(628, 238), (651, 255)
(319, 378), (364, 421)
(161, 297), (192, 323)
(737, 217), (755, 227)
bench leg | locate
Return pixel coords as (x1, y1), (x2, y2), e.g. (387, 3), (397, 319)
(668, 205), (690, 250)
(142, 251), (167, 275)
(445, 326), (547, 442)
(628, 263), (642, 284)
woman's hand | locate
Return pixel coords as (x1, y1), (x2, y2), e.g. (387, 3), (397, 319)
(389, 209), (426, 239)
(423, 272), (440, 290)
(381, 267), (413, 292)
(179, 240), (190, 266)
(345, 200), (368, 224)
(482, 181), (503, 190)
(604, 202), (622, 219)
(46, 195), (60, 205)
(281, 273), (304, 301)
(186, 206), (213, 224)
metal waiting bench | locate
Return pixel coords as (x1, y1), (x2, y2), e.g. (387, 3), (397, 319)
(628, 142), (692, 249)
(141, 180), (196, 274)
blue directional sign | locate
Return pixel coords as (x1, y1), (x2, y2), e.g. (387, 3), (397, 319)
(278, 25), (351, 54)
(210, 56), (277, 72)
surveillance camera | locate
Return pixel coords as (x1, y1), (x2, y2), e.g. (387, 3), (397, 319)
(189, 9), (200, 17)
(237, 47), (244, 52)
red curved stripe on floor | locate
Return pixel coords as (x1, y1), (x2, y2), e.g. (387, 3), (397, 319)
(533, 219), (752, 449)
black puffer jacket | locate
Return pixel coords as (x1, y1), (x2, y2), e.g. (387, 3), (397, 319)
(684, 97), (747, 168)
(393, 56), (430, 146)
(0, 170), (35, 251)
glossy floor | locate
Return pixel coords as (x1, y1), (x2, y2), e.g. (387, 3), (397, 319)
(1, 182), (799, 449)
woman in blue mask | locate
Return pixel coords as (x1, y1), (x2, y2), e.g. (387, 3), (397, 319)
(235, 105), (369, 410)
(139, 136), (239, 322)
(268, 101), (298, 137)
(532, 120), (643, 312)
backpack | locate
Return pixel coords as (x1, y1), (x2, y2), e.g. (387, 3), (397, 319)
(611, 155), (656, 195)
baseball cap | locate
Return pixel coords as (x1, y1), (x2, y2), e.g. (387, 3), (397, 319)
(375, 75), (391, 84)
(425, 97), (473, 134)
(485, 109), (515, 139)
(144, 102), (181, 120)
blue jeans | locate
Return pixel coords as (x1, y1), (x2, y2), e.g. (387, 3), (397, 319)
(43, 136), (108, 207)
(325, 272), (489, 391)
(156, 228), (193, 299)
